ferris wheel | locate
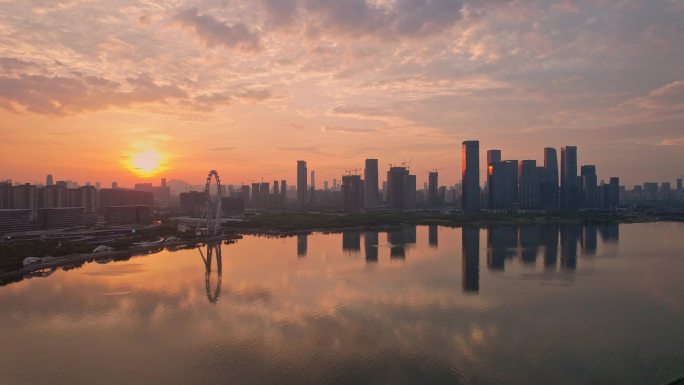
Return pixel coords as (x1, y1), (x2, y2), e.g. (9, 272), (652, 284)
(199, 170), (222, 236)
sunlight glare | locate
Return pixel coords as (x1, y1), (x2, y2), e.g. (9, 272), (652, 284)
(129, 149), (163, 176)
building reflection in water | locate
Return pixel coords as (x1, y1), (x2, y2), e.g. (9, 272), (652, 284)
(542, 224), (559, 269)
(487, 225), (517, 271)
(560, 224), (579, 271)
(599, 224), (619, 243)
(342, 231), (361, 255)
(388, 228), (406, 260)
(483, 223), (616, 273)
(428, 224), (438, 248)
(364, 231), (379, 263)
(462, 226), (480, 294)
(582, 224), (598, 256)
(297, 233), (307, 258)
(519, 225), (540, 265)
(198, 242), (222, 304)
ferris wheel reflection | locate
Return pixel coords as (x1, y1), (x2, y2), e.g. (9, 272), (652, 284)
(198, 242), (222, 304)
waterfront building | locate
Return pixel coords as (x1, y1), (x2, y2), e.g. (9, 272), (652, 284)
(297, 160), (307, 204)
(661, 182), (672, 200)
(543, 148), (560, 210)
(342, 175), (364, 213)
(405, 174), (417, 210)
(428, 171), (440, 208)
(519, 160), (540, 210)
(643, 182), (658, 200)
(560, 146), (579, 211)
(364, 159), (379, 209)
(489, 160), (518, 210)
(251, 183), (260, 205)
(387, 167), (408, 210)
(280, 180), (287, 203)
(462, 140), (480, 213)
(580, 165), (598, 208)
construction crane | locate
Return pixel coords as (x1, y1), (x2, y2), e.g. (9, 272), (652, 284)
(344, 168), (361, 176)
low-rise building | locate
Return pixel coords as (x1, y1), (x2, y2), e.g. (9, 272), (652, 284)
(104, 205), (152, 225)
(37, 207), (84, 229)
(0, 209), (33, 234)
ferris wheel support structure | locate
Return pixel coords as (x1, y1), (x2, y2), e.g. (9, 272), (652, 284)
(200, 170), (222, 237)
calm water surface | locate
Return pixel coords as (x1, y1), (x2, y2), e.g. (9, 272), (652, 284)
(1, 222), (683, 385)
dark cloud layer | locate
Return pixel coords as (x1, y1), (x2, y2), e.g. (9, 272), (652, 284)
(0, 73), (185, 115)
(174, 7), (261, 52)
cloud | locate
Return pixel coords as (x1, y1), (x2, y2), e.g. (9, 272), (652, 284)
(191, 87), (275, 111)
(0, 57), (38, 73)
(261, 0), (298, 28)
(210, 146), (237, 151)
(0, 73), (185, 115)
(303, 0), (466, 40)
(630, 80), (684, 112)
(321, 125), (378, 134)
(173, 7), (261, 52)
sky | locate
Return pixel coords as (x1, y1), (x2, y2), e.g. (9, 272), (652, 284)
(1, 0), (683, 188)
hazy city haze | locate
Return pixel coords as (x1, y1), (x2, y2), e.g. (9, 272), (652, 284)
(1, 1), (683, 186)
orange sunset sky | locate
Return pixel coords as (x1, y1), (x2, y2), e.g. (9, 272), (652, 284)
(1, 0), (683, 188)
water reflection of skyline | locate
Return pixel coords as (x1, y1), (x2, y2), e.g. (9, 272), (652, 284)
(291, 223), (620, 296)
(3, 223), (681, 385)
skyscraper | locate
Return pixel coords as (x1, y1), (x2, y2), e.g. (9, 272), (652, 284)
(342, 175), (364, 213)
(609, 177), (620, 207)
(519, 160), (540, 210)
(677, 178), (683, 192)
(428, 171), (439, 208)
(580, 165), (597, 208)
(364, 159), (379, 209)
(560, 146), (578, 211)
(280, 180), (287, 203)
(405, 174), (417, 210)
(387, 167), (408, 210)
(461, 140), (480, 213)
(489, 160), (518, 210)
(297, 160), (307, 205)
(251, 183), (260, 206)
(486, 149), (501, 166)
(310, 170), (316, 190)
(543, 148), (559, 210)
(486, 149), (502, 209)
(46, 174), (53, 186)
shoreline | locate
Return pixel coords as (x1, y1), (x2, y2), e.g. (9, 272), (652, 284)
(1, 215), (681, 283)
(0, 235), (239, 284)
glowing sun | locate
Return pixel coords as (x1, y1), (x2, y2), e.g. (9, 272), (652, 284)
(128, 149), (163, 176)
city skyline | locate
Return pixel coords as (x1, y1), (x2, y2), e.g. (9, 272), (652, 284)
(3, 141), (678, 191)
(1, 1), (684, 187)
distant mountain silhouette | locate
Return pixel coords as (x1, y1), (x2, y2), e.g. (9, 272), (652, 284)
(167, 179), (202, 195)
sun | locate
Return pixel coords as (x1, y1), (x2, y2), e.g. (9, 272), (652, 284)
(128, 149), (164, 177)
